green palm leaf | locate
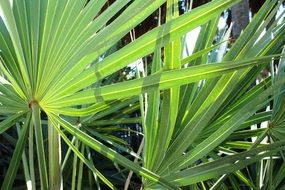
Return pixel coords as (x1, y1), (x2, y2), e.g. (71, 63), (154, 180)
(1, 0), (285, 189)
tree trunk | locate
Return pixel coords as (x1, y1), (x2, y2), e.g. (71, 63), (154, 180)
(231, 0), (250, 39)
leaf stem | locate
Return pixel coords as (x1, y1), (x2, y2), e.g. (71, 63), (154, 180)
(32, 102), (48, 190)
(48, 118), (62, 190)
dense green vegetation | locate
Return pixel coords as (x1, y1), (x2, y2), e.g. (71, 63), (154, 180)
(1, 0), (285, 189)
